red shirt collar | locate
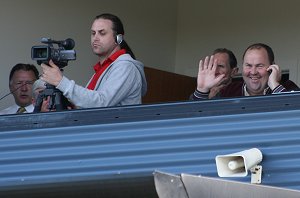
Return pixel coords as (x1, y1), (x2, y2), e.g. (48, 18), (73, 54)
(93, 49), (126, 72)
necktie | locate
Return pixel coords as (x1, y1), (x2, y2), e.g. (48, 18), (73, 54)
(16, 107), (26, 114)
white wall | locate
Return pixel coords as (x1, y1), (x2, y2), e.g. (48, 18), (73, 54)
(0, 0), (177, 110)
(175, 0), (300, 84)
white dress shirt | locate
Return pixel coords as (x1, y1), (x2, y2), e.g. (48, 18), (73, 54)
(0, 104), (34, 115)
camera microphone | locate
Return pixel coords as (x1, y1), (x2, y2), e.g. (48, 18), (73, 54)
(40, 38), (75, 50)
(62, 38), (75, 50)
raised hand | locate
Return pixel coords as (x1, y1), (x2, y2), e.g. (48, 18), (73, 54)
(197, 55), (225, 93)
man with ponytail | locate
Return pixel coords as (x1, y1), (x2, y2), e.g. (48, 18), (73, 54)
(40, 13), (147, 109)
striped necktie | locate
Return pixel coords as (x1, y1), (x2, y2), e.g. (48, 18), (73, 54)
(16, 107), (26, 114)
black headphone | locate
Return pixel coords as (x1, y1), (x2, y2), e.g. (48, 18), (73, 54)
(116, 34), (123, 45)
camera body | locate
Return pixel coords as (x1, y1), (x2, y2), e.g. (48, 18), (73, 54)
(31, 38), (76, 68)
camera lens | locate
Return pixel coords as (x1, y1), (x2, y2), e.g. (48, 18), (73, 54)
(34, 48), (47, 59)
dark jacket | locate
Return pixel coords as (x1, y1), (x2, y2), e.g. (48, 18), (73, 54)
(192, 80), (299, 100)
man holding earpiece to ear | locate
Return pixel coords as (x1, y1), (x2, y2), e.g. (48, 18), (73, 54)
(40, 13), (147, 109)
(192, 43), (299, 100)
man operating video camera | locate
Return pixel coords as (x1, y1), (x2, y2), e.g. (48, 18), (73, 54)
(39, 13), (147, 111)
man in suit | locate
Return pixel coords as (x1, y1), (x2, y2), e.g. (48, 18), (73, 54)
(0, 63), (39, 114)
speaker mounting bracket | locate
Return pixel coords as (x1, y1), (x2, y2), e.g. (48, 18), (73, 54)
(250, 165), (262, 184)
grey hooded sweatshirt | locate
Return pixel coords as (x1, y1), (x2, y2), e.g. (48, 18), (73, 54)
(56, 54), (147, 108)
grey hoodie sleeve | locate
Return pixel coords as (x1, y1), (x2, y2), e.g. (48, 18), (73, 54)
(56, 58), (146, 108)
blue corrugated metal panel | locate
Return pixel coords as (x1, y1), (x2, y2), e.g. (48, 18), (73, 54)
(1, 93), (300, 197)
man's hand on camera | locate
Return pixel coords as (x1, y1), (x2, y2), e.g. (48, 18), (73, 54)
(40, 60), (63, 87)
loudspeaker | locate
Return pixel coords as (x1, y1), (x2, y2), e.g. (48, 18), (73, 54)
(215, 148), (263, 177)
(116, 34), (123, 45)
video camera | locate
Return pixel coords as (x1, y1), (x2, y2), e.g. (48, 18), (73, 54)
(31, 38), (76, 68)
